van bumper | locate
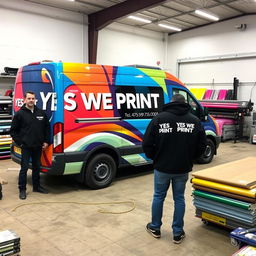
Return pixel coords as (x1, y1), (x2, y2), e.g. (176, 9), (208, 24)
(11, 151), (88, 176)
(45, 151), (88, 175)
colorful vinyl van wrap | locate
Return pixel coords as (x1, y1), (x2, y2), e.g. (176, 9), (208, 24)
(11, 62), (221, 188)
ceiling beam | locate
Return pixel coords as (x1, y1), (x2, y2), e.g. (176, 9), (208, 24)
(89, 0), (168, 30)
(88, 0), (168, 64)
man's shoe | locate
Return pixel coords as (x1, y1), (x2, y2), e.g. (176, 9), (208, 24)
(33, 186), (48, 194)
(19, 190), (26, 200)
(173, 231), (185, 244)
(146, 223), (161, 238)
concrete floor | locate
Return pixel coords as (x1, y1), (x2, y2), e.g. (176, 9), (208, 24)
(0, 141), (256, 256)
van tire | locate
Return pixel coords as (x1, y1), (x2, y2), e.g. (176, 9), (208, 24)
(84, 153), (116, 189)
(196, 138), (215, 164)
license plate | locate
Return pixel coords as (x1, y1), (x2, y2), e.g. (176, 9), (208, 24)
(14, 146), (21, 155)
(202, 212), (226, 226)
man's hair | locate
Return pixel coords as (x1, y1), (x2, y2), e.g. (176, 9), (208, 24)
(24, 91), (35, 98)
(171, 93), (186, 103)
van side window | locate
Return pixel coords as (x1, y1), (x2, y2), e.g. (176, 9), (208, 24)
(173, 88), (200, 117)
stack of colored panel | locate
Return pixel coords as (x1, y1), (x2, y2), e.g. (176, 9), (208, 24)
(0, 96), (12, 159)
(191, 157), (256, 229)
(0, 135), (12, 159)
(0, 230), (20, 255)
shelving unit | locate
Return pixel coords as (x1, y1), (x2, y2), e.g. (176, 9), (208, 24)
(0, 75), (15, 96)
(0, 77), (14, 159)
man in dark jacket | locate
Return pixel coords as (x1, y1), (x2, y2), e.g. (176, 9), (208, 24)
(143, 93), (206, 244)
(10, 91), (50, 200)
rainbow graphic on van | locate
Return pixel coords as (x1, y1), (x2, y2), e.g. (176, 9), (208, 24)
(12, 62), (220, 189)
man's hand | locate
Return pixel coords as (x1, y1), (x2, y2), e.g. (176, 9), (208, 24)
(42, 143), (49, 151)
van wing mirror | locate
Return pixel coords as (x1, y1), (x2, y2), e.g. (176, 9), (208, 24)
(200, 107), (208, 121)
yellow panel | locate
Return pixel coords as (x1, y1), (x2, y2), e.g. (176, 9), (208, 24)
(191, 178), (256, 198)
(189, 88), (207, 100)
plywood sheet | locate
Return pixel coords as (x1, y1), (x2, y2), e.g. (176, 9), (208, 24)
(192, 157), (256, 189)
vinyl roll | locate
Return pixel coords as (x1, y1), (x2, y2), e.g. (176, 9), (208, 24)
(191, 178), (256, 198)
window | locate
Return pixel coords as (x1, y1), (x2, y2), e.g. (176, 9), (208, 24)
(173, 88), (200, 117)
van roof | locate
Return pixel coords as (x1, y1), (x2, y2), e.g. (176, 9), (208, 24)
(22, 62), (185, 87)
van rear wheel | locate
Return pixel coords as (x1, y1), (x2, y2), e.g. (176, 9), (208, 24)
(84, 154), (116, 189)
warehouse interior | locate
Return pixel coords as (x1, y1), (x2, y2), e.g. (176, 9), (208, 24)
(1, 0), (256, 255)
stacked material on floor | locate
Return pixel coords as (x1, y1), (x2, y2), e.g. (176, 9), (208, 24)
(0, 135), (12, 159)
(191, 157), (256, 229)
(0, 96), (12, 159)
(0, 230), (20, 256)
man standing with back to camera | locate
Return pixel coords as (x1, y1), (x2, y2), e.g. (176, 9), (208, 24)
(10, 91), (50, 200)
(143, 93), (206, 244)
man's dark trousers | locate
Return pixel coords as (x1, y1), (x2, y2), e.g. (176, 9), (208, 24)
(19, 147), (42, 191)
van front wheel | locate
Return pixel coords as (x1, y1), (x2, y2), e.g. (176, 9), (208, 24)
(196, 139), (215, 164)
(84, 154), (116, 189)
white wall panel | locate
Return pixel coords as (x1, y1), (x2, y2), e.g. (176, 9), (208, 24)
(168, 15), (256, 80)
(167, 15), (256, 107)
(98, 23), (165, 67)
(179, 58), (256, 84)
(0, 0), (87, 73)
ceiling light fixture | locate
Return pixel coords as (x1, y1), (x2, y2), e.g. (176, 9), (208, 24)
(128, 16), (152, 23)
(158, 23), (182, 32)
(195, 10), (219, 21)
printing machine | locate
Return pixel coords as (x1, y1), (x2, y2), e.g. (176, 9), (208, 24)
(200, 99), (254, 142)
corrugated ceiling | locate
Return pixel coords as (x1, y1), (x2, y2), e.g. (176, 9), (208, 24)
(24, 0), (256, 33)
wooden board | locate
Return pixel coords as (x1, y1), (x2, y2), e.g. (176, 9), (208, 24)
(192, 157), (256, 189)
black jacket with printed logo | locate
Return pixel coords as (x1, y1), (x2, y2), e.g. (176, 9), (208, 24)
(142, 102), (206, 173)
(10, 105), (50, 148)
